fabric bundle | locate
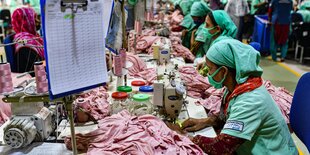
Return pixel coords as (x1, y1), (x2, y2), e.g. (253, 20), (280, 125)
(65, 110), (204, 155)
(126, 53), (156, 84)
(75, 87), (111, 123)
(178, 66), (212, 98)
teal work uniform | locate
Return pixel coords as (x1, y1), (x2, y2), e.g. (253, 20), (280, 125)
(250, 0), (265, 15)
(194, 25), (212, 57)
(180, 14), (196, 49)
(221, 86), (298, 155)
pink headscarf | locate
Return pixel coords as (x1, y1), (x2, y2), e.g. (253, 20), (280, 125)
(12, 7), (44, 59)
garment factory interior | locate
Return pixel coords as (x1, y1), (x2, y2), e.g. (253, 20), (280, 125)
(0, 0), (310, 154)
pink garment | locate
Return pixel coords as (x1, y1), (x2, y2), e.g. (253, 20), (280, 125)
(179, 66), (212, 98)
(126, 53), (156, 84)
(65, 110), (204, 155)
(0, 73), (32, 126)
(172, 44), (195, 62)
(128, 29), (157, 54)
(195, 87), (225, 116)
(136, 36), (160, 51)
(170, 10), (184, 26)
(263, 80), (292, 123)
(12, 8), (44, 59)
(75, 87), (111, 122)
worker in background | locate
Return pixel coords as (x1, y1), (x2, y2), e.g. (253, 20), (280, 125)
(179, 0), (200, 49)
(170, 38), (298, 155)
(188, 1), (212, 58)
(268, 0), (293, 62)
(209, 0), (223, 10)
(25, 0), (41, 15)
(224, 0), (249, 41)
(251, 0), (269, 15)
(12, 7), (44, 73)
(196, 10), (237, 71)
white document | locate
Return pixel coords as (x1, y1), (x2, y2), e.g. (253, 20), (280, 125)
(44, 0), (113, 97)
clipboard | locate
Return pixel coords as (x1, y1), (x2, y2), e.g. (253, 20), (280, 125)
(40, 0), (114, 99)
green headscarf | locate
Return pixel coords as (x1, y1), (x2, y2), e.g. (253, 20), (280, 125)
(206, 38), (263, 84)
(212, 10), (237, 39)
(179, 0), (199, 15)
(297, 10), (310, 22)
(180, 14), (196, 30)
(190, 1), (211, 17)
(173, 0), (181, 7)
(300, 1), (310, 10)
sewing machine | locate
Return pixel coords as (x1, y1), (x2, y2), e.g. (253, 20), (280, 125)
(1, 79), (65, 149)
(153, 61), (187, 121)
(1, 79), (74, 149)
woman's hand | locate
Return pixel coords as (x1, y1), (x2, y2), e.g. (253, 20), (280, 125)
(196, 62), (205, 71)
(166, 122), (187, 135)
(182, 117), (216, 132)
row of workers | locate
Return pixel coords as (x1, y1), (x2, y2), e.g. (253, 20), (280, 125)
(170, 0), (293, 62)
(166, 0), (298, 154)
(0, 0), (40, 14)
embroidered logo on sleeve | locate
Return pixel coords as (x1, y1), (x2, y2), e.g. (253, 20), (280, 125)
(223, 120), (244, 132)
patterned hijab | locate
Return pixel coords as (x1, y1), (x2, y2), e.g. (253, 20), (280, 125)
(12, 7), (44, 59)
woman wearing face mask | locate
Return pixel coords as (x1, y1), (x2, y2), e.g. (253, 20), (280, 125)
(180, 39), (298, 155)
(188, 1), (211, 58)
(196, 10), (237, 69)
(179, 0), (200, 49)
(12, 7), (44, 73)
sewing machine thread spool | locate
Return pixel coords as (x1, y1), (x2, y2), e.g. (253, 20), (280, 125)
(0, 63), (13, 93)
(34, 62), (48, 93)
(113, 55), (122, 76)
(145, 11), (153, 21)
(119, 49), (126, 68)
(134, 20), (142, 35)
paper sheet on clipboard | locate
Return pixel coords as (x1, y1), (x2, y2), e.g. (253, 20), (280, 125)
(43, 0), (113, 98)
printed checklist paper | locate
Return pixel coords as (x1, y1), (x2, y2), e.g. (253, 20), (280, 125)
(43, 0), (113, 98)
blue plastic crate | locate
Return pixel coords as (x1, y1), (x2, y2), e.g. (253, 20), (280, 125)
(252, 15), (270, 54)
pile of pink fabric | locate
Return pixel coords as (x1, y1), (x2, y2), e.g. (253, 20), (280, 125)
(0, 73), (32, 126)
(169, 10), (184, 31)
(170, 32), (182, 45)
(136, 36), (160, 51)
(75, 87), (111, 123)
(65, 110), (204, 155)
(263, 80), (293, 123)
(179, 66), (212, 98)
(169, 32), (194, 62)
(172, 44), (195, 62)
(195, 87), (226, 116)
(126, 53), (156, 84)
(128, 29), (157, 53)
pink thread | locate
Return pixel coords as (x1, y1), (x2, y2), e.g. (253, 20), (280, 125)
(34, 62), (48, 93)
(0, 63), (13, 93)
(134, 20), (142, 34)
(119, 49), (127, 68)
(113, 55), (122, 76)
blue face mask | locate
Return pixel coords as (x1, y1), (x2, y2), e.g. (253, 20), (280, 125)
(205, 26), (219, 39)
(207, 66), (227, 89)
